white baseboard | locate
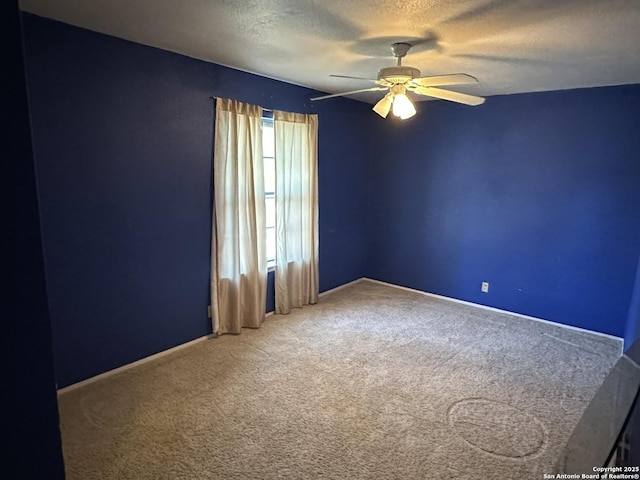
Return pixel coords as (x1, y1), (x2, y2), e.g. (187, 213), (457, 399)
(59, 276), (624, 393)
(265, 278), (365, 316)
(62, 279), (367, 392)
(319, 278), (365, 297)
(362, 278), (624, 352)
(57, 335), (212, 395)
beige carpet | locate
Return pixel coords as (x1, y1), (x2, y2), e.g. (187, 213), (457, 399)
(58, 280), (621, 479)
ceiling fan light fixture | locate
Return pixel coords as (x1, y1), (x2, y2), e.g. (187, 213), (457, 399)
(311, 42), (485, 113)
(392, 93), (416, 119)
(373, 95), (392, 118)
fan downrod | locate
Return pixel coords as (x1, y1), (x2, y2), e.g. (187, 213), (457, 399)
(390, 42), (412, 65)
(377, 42), (419, 82)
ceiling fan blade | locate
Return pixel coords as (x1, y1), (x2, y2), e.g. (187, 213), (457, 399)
(311, 87), (387, 101)
(330, 74), (378, 82)
(414, 86), (485, 106)
(411, 73), (478, 87)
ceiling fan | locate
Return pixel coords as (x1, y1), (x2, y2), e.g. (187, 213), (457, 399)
(311, 42), (485, 119)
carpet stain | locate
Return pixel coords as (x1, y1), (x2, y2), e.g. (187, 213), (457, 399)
(447, 397), (548, 459)
(58, 281), (620, 479)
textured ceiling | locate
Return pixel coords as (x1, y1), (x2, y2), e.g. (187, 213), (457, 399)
(19, 0), (640, 104)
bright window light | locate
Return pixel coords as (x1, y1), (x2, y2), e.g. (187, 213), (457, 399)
(262, 118), (276, 270)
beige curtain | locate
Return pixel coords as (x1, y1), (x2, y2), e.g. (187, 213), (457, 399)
(211, 98), (266, 334)
(274, 110), (319, 314)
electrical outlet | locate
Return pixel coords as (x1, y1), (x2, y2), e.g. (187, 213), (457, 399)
(481, 282), (489, 293)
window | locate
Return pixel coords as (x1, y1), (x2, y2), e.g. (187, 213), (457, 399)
(262, 117), (276, 269)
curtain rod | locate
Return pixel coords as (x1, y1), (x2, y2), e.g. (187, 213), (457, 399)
(209, 96), (273, 112)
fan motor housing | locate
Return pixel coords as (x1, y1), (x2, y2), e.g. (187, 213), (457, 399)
(378, 66), (420, 84)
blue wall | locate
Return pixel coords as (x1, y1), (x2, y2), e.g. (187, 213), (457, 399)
(22, 13), (640, 389)
(6, 2), (64, 477)
(22, 14), (372, 387)
(625, 257), (640, 362)
(367, 86), (640, 338)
